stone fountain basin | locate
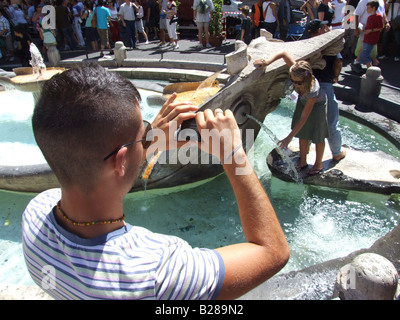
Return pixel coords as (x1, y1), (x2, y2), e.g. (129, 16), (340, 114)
(0, 67), (65, 92)
(267, 142), (400, 195)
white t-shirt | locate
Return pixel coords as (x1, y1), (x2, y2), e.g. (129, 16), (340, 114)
(193, 0), (214, 23)
(387, 0), (400, 21)
(119, 2), (136, 21)
(331, 0), (347, 28)
(263, 1), (277, 23)
(354, 0), (386, 28)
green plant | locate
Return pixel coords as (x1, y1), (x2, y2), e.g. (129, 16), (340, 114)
(209, 0), (223, 37)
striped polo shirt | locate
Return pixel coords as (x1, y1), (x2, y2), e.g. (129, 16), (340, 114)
(22, 189), (225, 300)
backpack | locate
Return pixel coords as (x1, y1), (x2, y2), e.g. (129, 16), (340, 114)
(197, 0), (210, 14)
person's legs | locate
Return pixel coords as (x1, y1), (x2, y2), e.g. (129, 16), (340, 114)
(73, 21), (85, 47)
(320, 82), (344, 159)
(204, 22), (211, 46)
(394, 29), (400, 59)
(298, 138), (309, 168)
(309, 141), (325, 174)
(170, 21), (178, 47)
(64, 26), (77, 50)
(359, 42), (373, 65)
(380, 28), (391, 57)
(159, 18), (167, 44)
(126, 20), (136, 48)
(197, 22), (204, 46)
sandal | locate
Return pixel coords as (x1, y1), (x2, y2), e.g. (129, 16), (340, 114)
(307, 168), (323, 176)
(296, 164), (308, 172)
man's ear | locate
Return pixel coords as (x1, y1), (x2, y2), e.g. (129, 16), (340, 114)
(114, 147), (128, 177)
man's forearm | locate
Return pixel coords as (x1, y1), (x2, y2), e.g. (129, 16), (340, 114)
(223, 149), (285, 248)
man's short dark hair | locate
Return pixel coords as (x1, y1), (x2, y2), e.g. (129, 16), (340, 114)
(32, 63), (142, 190)
(367, 0), (379, 10)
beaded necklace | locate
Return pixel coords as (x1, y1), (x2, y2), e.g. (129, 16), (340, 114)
(56, 201), (125, 227)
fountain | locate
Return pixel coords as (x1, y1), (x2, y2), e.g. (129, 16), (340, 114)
(2, 30), (399, 195)
(0, 32), (399, 299)
(0, 43), (64, 96)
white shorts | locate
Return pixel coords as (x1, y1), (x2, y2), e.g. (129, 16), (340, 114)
(136, 19), (144, 33)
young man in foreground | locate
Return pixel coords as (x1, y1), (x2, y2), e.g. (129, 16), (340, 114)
(22, 64), (289, 300)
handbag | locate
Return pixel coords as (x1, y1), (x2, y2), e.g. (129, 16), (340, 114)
(169, 16), (178, 24)
(91, 9), (97, 28)
(390, 1), (400, 30)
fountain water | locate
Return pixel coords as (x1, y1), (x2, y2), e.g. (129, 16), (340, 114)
(0, 43), (65, 95)
(246, 114), (301, 183)
(29, 43), (46, 76)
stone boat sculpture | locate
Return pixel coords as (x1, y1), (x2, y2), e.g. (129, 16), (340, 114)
(132, 30), (348, 192)
(1, 29), (370, 193)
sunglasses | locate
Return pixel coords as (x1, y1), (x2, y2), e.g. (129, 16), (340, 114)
(103, 120), (153, 161)
(290, 78), (304, 86)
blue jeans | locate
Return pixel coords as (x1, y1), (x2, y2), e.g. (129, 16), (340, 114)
(359, 42), (374, 65)
(57, 26), (76, 50)
(125, 20), (137, 48)
(320, 82), (342, 157)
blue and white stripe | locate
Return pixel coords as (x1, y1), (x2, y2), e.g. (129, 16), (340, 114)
(22, 189), (225, 300)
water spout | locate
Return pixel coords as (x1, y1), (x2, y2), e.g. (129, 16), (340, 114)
(246, 114), (301, 183)
(29, 43), (46, 77)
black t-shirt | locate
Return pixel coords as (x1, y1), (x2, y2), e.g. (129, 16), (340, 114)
(313, 54), (341, 83)
(16, 33), (31, 60)
(241, 17), (252, 44)
(318, 2), (335, 26)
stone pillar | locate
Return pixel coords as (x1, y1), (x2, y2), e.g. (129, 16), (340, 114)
(332, 253), (399, 300)
(359, 66), (383, 108)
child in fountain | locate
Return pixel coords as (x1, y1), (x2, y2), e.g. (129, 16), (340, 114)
(254, 51), (328, 175)
(13, 24), (32, 67)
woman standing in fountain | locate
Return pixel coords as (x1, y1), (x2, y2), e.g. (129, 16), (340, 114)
(254, 51), (329, 176)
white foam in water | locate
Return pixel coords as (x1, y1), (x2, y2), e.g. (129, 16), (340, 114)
(0, 89), (399, 291)
(0, 90), (34, 121)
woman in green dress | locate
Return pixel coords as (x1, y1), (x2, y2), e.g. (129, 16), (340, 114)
(254, 51), (328, 176)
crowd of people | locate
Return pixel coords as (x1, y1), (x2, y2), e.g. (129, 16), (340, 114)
(241, 0), (399, 65)
(1, 0), (399, 64)
(0, 0), (181, 61)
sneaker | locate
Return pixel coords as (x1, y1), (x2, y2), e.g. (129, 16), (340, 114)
(206, 43), (212, 48)
(394, 56), (400, 62)
(174, 43), (179, 49)
(157, 41), (165, 46)
(145, 40), (149, 44)
(378, 54), (389, 59)
(351, 62), (363, 74)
